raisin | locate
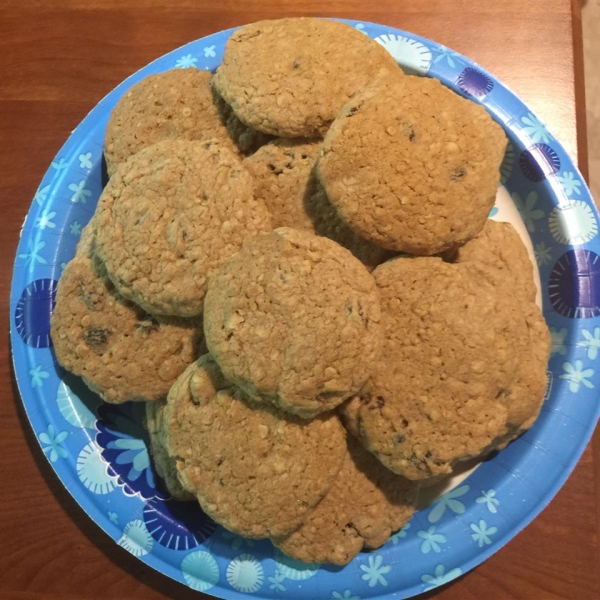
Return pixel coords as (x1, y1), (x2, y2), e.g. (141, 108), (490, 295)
(83, 327), (110, 348)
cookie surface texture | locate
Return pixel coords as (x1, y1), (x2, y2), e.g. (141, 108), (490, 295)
(450, 219), (537, 302)
(344, 257), (528, 479)
(161, 354), (347, 538)
(243, 138), (391, 270)
(204, 228), (382, 418)
(104, 69), (243, 175)
(146, 401), (194, 501)
(273, 435), (417, 565)
(50, 229), (204, 404)
(317, 72), (507, 254)
(213, 18), (399, 138)
(95, 139), (271, 317)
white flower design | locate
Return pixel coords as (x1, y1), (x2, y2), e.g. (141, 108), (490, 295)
(521, 112), (552, 144)
(470, 520), (498, 547)
(360, 554), (391, 587)
(175, 53), (197, 68)
(68, 180), (92, 204)
(475, 489), (500, 513)
(559, 360), (594, 393)
(79, 152), (93, 169)
(36, 210), (56, 230)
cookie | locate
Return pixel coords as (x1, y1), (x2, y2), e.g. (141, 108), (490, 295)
(273, 436), (417, 565)
(342, 257), (529, 479)
(104, 69), (269, 175)
(317, 71), (507, 254)
(145, 401), (194, 501)
(95, 139), (272, 317)
(243, 139), (391, 270)
(213, 91), (274, 154)
(160, 354), (347, 538)
(204, 228), (382, 418)
(448, 219), (537, 302)
(51, 242), (204, 404)
(213, 18), (399, 138)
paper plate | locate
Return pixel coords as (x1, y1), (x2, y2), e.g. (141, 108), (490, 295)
(9, 20), (600, 600)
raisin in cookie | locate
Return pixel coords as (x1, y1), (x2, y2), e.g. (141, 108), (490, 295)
(51, 236), (204, 404)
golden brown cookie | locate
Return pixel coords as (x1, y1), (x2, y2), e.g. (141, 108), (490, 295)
(213, 18), (399, 137)
(50, 239), (204, 404)
(95, 139), (272, 317)
(448, 220), (537, 302)
(243, 139), (391, 270)
(317, 71), (507, 254)
(273, 436), (417, 565)
(160, 354), (347, 538)
(104, 69), (247, 176)
(213, 91), (275, 154)
(204, 228), (382, 418)
(145, 401), (194, 501)
(342, 257), (529, 480)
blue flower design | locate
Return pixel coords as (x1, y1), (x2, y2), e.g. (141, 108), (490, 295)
(204, 45), (216, 58)
(557, 171), (582, 196)
(269, 573), (286, 592)
(390, 521), (411, 544)
(18, 239), (47, 271)
(175, 53), (198, 68)
(39, 424), (68, 462)
(578, 328), (600, 360)
(96, 402), (156, 498)
(476, 489), (500, 513)
(512, 191), (544, 232)
(70, 221), (82, 236)
(68, 180), (92, 204)
(534, 241), (552, 266)
(108, 511), (119, 524)
(428, 484), (469, 523)
(417, 526), (446, 554)
(549, 327), (568, 356)
(143, 492), (217, 550)
(30, 365), (50, 388)
(78, 152), (93, 169)
(470, 520), (497, 547)
(521, 113), (552, 144)
(360, 554), (391, 587)
(421, 564), (463, 591)
(489, 206), (499, 218)
(432, 45), (461, 68)
(332, 591), (360, 600)
(559, 360), (594, 393)
(51, 157), (68, 171)
(34, 184), (51, 205)
(36, 210), (56, 230)
(226, 554), (264, 593)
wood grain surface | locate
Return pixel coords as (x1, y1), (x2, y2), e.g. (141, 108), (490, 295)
(0, 1), (598, 598)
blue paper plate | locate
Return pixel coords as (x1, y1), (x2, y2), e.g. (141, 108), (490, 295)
(9, 20), (600, 600)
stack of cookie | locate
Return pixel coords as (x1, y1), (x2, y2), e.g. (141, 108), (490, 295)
(50, 17), (550, 565)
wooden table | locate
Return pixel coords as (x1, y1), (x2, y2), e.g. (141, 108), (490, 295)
(0, 1), (597, 598)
